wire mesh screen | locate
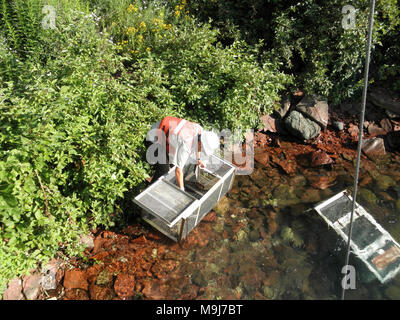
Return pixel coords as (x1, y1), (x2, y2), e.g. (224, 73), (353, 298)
(134, 155), (236, 242)
(315, 190), (400, 283)
(198, 183), (223, 222)
(342, 215), (383, 250)
(137, 180), (195, 225)
(141, 210), (180, 241)
(319, 194), (353, 223)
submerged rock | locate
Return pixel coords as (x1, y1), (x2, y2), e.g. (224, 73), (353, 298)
(310, 150), (333, 167)
(280, 226), (304, 248)
(359, 188), (378, 206)
(273, 184), (299, 207)
(284, 111), (321, 140)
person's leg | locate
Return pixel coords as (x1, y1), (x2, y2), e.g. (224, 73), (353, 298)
(151, 143), (170, 183)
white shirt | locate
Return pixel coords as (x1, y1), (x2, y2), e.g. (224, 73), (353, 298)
(146, 120), (203, 169)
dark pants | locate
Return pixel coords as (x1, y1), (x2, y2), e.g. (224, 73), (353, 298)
(144, 139), (171, 183)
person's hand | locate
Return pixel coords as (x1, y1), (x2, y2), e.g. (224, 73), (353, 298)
(197, 159), (205, 168)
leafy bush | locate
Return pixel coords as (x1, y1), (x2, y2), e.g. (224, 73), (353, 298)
(187, 0), (400, 102)
(0, 7), (173, 295)
(0, 0), (291, 296)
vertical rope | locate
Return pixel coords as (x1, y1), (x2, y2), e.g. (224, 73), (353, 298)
(341, 0), (376, 300)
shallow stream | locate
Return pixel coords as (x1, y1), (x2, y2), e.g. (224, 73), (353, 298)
(170, 141), (400, 300)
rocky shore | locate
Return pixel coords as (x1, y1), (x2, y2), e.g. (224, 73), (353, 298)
(2, 86), (400, 300)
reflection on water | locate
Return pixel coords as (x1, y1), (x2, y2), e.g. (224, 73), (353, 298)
(175, 149), (400, 300)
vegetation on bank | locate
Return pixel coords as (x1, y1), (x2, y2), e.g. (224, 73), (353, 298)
(0, 0), (399, 296)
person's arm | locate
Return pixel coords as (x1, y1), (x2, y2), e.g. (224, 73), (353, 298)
(175, 167), (184, 191)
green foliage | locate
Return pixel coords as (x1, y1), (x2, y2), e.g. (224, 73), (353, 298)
(0, 8), (164, 295)
(187, 0), (400, 102)
(147, 20), (291, 131)
(0, 1), (291, 296)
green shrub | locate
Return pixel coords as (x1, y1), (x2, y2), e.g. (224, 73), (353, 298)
(0, 0), (291, 297)
(187, 0), (400, 102)
(0, 8), (169, 295)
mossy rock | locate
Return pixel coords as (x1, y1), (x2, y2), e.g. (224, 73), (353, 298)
(191, 270), (208, 287)
(249, 230), (260, 242)
(374, 174), (396, 191)
(384, 285), (400, 300)
(359, 188), (378, 206)
(280, 226), (304, 248)
(236, 229), (248, 242)
(262, 286), (276, 299)
(273, 185), (299, 207)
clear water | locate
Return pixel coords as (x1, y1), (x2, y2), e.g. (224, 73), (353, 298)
(174, 151), (400, 300)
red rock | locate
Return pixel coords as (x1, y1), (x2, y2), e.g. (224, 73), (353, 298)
(86, 264), (102, 284)
(202, 211), (217, 223)
(3, 278), (24, 300)
(368, 124), (386, 137)
(180, 285), (199, 300)
(63, 269), (88, 291)
(348, 123), (359, 139)
(131, 235), (148, 244)
(362, 137), (386, 160)
(142, 281), (169, 300)
(310, 150), (333, 167)
(254, 152), (269, 167)
(260, 114), (277, 133)
(63, 288), (89, 300)
(114, 274), (135, 299)
(380, 119), (393, 132)
(271, 155), (296, 175)
(254, 132), (268, 147)
(93, 237), (107, 254)
(89, 284), (114, 300)
(22, 273), (42, 300)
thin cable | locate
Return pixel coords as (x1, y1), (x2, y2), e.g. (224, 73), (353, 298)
(341, 0), (376, 300)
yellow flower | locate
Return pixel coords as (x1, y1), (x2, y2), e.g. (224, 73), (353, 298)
(126, 27), (137, 35)
(146, 47), (151, 52)
(175, 10), (181, 16)
(139, 21), (146, 29)
(127, 4), (138, 13)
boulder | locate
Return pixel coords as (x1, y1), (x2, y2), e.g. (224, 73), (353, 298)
(296, 95), (329, 128)
(367, 124), (386, 137)
(284, 111), (321, 140)
(368, 87), (400, 115)
(260, 114), (277, 133)
(361, 137), (386, 160)
(22, 273), (42, 300)
(310, 150), (333, 167)
(63, 269), (88, 291)
(3, 278), (24, 300)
